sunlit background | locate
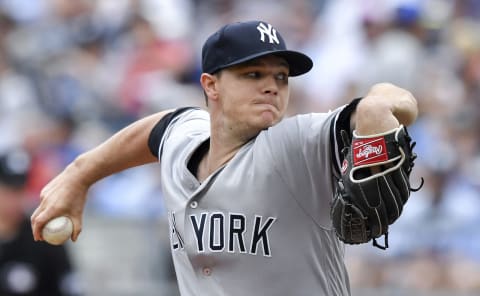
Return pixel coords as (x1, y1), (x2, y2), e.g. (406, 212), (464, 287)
(0, 0), (479, 295)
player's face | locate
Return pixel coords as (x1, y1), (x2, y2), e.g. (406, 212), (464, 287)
(216, 55), (290, 136)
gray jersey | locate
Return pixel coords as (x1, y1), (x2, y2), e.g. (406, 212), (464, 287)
(156, 108), (350, 296)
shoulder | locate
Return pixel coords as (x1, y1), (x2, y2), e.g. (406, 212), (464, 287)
(268, 108), (343, 136)
(148, 107), (209, 159)
(254, 109), (342, 157)
(168, 107), (209, 125)
(166, 107), (210, 135)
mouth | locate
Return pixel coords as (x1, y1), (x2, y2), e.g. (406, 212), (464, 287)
(255, 102), (274, 107)
(253, 99), (276, 107)
(253, 102), (278, 114)
(253, 102), (280, 125)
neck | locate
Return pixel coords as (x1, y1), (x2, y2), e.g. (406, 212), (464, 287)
(208, 135), (245, 168)
(197, 116), (255, 182)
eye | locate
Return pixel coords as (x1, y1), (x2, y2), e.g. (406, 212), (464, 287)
(276, 73), (288, 81)
(245, 72), (260, 78)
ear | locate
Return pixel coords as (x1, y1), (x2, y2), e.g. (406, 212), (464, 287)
(200, 73), (219, 102)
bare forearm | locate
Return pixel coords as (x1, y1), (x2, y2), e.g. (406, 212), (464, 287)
(354, 83), (418, 135)
(68, 110), (172, 187)
(31, 110), (172, 242)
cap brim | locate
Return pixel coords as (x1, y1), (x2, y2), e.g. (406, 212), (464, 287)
(216, 50), (313, 76)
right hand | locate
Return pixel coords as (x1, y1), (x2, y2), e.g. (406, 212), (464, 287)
(31, 163), (89, 242)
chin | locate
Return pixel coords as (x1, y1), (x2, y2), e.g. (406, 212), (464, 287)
(257, 119), (278, 131)
(260, 108), (281, 123)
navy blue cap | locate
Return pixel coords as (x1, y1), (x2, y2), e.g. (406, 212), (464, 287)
(202, 21), (313, 76)
(0, 149), (31, 188)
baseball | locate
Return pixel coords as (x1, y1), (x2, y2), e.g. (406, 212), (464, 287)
(42, 216), (73, 245)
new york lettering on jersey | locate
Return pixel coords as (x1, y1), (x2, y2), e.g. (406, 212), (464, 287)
(170, 212), (276, 257)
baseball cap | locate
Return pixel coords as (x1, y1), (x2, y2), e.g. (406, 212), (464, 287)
(0, 148), (31, 188)
(202, 21), (313, 76)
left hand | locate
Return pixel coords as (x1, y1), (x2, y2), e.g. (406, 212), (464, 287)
(354, 83), (418, 135)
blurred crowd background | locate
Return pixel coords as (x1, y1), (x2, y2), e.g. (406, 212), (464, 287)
(0, 0), (479, 295)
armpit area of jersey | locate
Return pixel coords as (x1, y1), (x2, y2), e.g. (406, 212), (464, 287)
(148, 107), (199, 158)
(330, 97), (362, 176)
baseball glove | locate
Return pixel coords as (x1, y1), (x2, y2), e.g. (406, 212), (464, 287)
(331, 125), (423, 249)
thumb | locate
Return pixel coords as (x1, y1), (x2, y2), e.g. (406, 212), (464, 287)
(70, 216), (83, 242)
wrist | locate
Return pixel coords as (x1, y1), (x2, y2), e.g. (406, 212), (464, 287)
(68, 152), (100, 189)
(355, 97), (399, 135)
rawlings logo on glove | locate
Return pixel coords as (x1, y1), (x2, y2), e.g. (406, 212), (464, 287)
(331, 125), (423, 249)
(353, 137), (387, 166)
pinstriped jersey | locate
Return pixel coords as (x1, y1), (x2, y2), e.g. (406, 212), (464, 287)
(155, 108), (350, 296)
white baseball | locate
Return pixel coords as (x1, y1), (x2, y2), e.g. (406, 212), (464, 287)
(42, 216), (73, 245)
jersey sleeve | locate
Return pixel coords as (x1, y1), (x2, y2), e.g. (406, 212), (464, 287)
(258, 102), (358, 228)
(148, 107), (207, 159)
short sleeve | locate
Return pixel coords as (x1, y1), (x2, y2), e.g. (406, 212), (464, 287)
(148, 107), (199, 158)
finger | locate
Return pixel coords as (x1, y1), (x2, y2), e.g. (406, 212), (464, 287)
(30, 205), (40, 228)
(31, 209), (52, 241)
(30, 214), (39, 241)
(30, 204), (47, 241)
(30, 197), (50, 241)
(70, 216), (83, 242)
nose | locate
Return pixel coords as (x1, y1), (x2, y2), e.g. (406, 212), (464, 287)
(262, 75), (279, 95)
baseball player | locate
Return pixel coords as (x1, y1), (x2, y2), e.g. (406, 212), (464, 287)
(31, 21), (421, 295)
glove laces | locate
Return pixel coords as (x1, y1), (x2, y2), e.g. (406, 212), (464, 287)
(404, 132), (424, 192)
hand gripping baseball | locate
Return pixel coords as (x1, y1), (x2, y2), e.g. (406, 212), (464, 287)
(31, 166), (89, 244)
(331, 125), (423, 249)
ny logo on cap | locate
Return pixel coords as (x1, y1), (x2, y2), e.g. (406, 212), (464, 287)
(256, 22), (280, 44)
